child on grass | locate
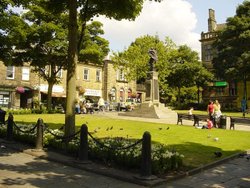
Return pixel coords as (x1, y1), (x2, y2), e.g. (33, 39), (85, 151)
(202, 119), (214, 129)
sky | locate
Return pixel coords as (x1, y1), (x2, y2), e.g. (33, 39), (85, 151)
(94, 0), (245, 57)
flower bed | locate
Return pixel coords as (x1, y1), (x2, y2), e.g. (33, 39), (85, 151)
(0, 125), (184, 175)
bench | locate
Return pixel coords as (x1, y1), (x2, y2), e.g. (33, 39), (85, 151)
(193, 114), (209, 126)
(177, 113), (208, 126)
(177, 113), (193, 125)
(230, 117), (250, 130)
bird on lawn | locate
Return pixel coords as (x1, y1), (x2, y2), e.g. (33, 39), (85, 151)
(247, 155), (250, 161)
(166, 127), (170, 130)
(239, 153), (246, 158)
(214, 151), (222, 158)
(110, 126), (113, 130)
(158, 127), (162, 130)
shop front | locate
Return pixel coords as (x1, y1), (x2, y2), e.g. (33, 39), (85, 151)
(0, 90), (11, 108)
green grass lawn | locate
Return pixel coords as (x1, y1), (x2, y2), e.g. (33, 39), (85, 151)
(12, 113), (250, 170)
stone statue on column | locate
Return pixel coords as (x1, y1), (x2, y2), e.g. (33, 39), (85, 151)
(145, 48), (159, 105)
(148, 48), (158, 72)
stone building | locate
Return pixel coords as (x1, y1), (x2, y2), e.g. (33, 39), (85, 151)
(0, 63), (39, 109)
(0, 56), (138, 109)
(200, 9), (249, 109)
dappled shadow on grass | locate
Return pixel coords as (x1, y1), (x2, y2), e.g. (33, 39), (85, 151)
(163, 141), (242, 170)
(15, 121), (64, 130)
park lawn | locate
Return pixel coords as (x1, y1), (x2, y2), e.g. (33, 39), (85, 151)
(13, 113), (250, 170)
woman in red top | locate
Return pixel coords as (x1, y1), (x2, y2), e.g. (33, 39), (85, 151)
(207, 101), (214, 121)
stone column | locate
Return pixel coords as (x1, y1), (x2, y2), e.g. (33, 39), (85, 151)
(145, 71), (159, 105)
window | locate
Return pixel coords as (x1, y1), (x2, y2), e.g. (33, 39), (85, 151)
(83, 68), (89, 80)
(203, 44), (214, 61)
(6, 66), (15, 79)
(0, 91), (10, 107)
(22, 67), (30, 81)
(96, 69), (101, 82)
(117, 69), (126, 81)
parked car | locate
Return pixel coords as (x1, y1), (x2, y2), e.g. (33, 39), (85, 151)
(125, 98), (137, 110)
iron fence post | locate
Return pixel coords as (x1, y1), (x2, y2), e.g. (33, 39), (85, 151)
(79, 124), (88, 161)
(141, 131), (152, 177)
(7, 113), (14, 141)
(36, 118), (44, 150)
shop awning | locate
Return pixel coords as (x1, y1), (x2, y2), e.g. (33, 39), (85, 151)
(84, 89), (101, 97)
(214, 81), (227, 87)
(16, 87), (25, 93)
(41, 91), (66, 98)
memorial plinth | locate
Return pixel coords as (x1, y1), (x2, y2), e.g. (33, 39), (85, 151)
(118, 48), (177, 121)
(145, 71), (159, 105)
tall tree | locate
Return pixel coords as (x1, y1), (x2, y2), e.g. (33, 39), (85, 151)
(213, 1), (250, 100)
(0, 1), (109, 112)
(113, 36), (213, 106)
(112, 35), (169, 81)
(78, 21), (109, 64)
(0, 2), (69, 111)
(0, 1), (30, 63)
(166, 45), (213, 107)
(47, 0), (163, 137)
(112, 35), (175, 102)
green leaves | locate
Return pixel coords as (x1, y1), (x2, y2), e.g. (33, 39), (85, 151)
(213, 1), (250, 81)
(112, 34), (212, 105)
(78, 21), (109, 64)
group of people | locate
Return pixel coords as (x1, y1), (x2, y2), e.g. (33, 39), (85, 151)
(75, 97), (105, 114)
(190, 99), (222, 129)
(207, 99), (222, 128)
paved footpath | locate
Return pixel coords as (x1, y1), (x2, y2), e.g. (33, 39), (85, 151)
(1, 144), (250, 188)
(0, 146), (144, 188)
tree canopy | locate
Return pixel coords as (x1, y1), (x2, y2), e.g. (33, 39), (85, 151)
(0, 0), (110, 111)
(112, 35), (213, 107)
(165, 45), (213, 107)
(112, 35), (170, 82)
(213, 1), (250, 81)
(1, 0), (164, 136)
(48, 0), (163, 136)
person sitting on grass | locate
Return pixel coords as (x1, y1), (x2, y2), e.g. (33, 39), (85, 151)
(202, 119), (214, 129)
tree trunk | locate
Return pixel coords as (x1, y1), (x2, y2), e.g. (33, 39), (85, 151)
(177, 87), (181, 108)
(65, 0), (78, 137)
(197, 86), (200, 104)
(244, 78), (247, 100)
(47, 82), (53, 111)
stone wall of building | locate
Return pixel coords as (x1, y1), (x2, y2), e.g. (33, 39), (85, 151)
(0, 59), (138, 109)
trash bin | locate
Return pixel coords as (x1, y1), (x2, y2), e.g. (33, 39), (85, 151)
(0, 109), (6, 124)
(219, 115), (227, 129)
